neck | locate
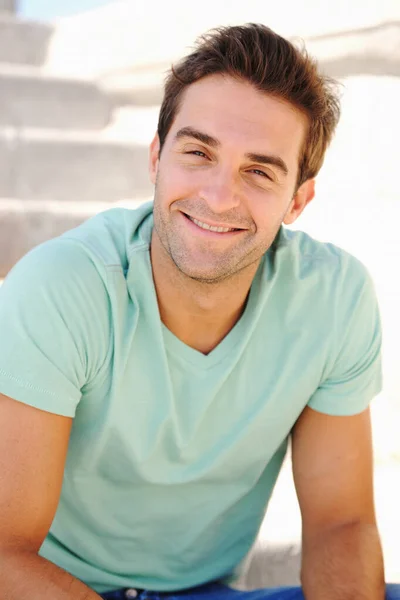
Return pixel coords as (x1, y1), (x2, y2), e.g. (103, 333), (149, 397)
(150, 233), (260, 355)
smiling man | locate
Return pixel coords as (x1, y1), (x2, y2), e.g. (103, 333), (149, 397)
(149, 73), (313, 354)
(0, 23), (398, 600)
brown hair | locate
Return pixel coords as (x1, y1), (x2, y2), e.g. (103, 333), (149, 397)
(158, 23), (341, 190)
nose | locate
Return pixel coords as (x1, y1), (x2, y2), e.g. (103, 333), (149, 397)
(199, 166), (241, 213)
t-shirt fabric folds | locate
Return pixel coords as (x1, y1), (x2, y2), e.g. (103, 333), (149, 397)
(0, 202), (382, 593)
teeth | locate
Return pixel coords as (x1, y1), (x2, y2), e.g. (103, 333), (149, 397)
(190, 216), (234, 233)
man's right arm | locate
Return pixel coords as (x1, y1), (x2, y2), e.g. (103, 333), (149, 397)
(0, 393), (102, 600)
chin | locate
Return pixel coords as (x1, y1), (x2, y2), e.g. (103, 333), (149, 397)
(173, 259), (233, 284)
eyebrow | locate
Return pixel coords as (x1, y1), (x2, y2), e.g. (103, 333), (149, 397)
(174, 126), (289, 177)
(245, 153), (288, 176)
(175, 126), (220, 148)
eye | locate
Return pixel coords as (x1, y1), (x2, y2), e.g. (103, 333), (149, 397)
(249, 168), (272, 180)
(186, 150), (208, 158)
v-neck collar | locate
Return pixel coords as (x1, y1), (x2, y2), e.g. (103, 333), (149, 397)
(160, 263), (264, 370)
(128, 207), (284, 370)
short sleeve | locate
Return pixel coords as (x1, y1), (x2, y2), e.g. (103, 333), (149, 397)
(308, 261), (382, 416)
(0, 239), (111, 417)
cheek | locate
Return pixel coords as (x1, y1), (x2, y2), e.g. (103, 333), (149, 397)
(158, 163), (201, 201)
(250, 196), (288, 230)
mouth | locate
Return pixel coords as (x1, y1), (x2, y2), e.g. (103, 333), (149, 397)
(181, 212), (244, 235)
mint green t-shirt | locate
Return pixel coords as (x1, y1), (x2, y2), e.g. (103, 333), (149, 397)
(0, 202), (382, 594)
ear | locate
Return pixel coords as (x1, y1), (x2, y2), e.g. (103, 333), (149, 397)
(283, 179), (316, 225)
(149, 133), (161, 185)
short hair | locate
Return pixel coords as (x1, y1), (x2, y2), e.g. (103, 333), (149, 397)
(157, 23), (341, 190)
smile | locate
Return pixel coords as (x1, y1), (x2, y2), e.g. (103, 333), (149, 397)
(186, 215), (237, 233)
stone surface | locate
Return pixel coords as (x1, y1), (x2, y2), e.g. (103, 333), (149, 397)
(0, 65), (112, 129)
(45, 0), (400, 77)
(307, 21), (400, 77)
(0, 14), (53, 66)
(0, 128), (152, 202)
(0, 0), (15, 12)
(98, 22), (400, 109)
(100, 68), (165, 106)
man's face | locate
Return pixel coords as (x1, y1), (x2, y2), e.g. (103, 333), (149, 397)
(150, 74), (313, 283)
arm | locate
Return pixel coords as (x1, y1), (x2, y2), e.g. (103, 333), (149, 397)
(0, 393), (102, 600)
(292, 405), (385, 600)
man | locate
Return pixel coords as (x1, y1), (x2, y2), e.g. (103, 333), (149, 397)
(0, 23), (397, 600)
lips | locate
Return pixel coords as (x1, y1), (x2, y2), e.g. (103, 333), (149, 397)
(182, 212), (242, 233)
(188, 215), (236, 233)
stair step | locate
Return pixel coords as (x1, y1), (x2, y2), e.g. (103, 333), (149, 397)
(100, 68), (165, 106)
(0, 128), (153, 202)
(0, 198), (149, 277)
(0, 14), (53, 66)
(306, 21), (400, 77)
(0, 0), (15, 12)
(0, 64), (112, 129)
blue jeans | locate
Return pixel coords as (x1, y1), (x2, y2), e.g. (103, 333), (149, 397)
(100, 580), (400, 600)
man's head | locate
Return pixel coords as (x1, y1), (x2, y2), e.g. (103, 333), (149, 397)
(149, 23), (341, 284)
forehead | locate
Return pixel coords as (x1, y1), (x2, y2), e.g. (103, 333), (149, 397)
(170, 74), (307, 166)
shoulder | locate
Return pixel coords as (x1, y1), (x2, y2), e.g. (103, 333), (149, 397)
(57, 201), (154, 274)
(1, 202), (154, 321)
(277, 227), (372, 292)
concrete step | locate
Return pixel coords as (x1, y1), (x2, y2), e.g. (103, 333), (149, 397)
(98, 22), (400, 106)
(0, 127), (153, 202)
(0, 198), (149, 277)
(100, 68), (165, 106)
(0, 64), (112, 129)
(0, 0), (15, 12)
(306, 21), (400, 77)
(0, 14), (53, 66)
